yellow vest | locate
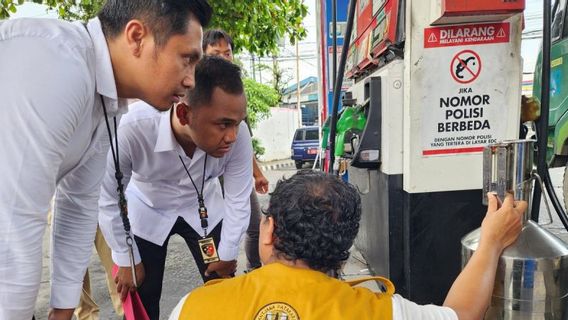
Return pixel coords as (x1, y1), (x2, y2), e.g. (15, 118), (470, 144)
(179, 262), (395, 319)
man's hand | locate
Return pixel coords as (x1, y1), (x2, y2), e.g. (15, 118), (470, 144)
(443, 193), (527, 320)
(254, 174), (269, 194)
(115, 263), (145, 301)
(204, 260), (237, 278)
(480, 193), (527, 253)
(252, 157), (268, 194)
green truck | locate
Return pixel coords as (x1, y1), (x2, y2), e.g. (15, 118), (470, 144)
(534, 0), (568, 166)
(533, 0), (568, 205)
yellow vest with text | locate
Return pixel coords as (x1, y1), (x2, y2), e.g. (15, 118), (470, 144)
(178, 262), (395, 319)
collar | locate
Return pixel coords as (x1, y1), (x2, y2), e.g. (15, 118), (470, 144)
(86, 18), (126, 114)
(154, 108), (183, 153)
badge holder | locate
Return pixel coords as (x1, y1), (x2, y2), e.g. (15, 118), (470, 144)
(180, 155), (220, 264)
(197, 205), (220, 264)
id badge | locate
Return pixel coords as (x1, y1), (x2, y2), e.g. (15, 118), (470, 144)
(198, 237), (220, 264)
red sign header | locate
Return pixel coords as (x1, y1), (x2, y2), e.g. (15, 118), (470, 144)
(424, 23), (510, 48)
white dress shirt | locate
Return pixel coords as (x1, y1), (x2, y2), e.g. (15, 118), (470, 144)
(168, 293), (458, 320)
(99, 102), (253, 266)
(0, 17), (126, 318)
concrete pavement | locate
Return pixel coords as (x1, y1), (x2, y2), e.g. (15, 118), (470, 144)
(257, 158), (295, 172)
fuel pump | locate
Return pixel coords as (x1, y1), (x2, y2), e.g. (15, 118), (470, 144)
(321, 93), (367, 175)
(318, 0), (528, 305)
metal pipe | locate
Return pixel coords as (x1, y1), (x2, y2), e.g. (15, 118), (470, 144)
(328, 0), (357, 173)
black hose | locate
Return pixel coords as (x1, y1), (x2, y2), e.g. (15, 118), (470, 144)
(544, 168), (568, 228)
(532, 0), (568, 230)
(328, 0), (357, 173)
(532, 0), (552, 222)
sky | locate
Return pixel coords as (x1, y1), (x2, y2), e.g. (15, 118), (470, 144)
(523, 0), (545, 73)
(9, 2), (56, 18)
(9, 0), (547, 76)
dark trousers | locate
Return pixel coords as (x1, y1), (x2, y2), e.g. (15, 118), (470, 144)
(244, 191), (261, 270)
(134, 217), (222, 320)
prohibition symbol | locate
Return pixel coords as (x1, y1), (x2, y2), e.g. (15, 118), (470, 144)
(451, 50), (481, 84)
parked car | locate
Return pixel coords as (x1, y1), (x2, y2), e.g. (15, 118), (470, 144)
(291, 126), (320, 169)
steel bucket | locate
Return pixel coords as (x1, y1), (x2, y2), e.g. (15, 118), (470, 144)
(462, 140), (568, 319)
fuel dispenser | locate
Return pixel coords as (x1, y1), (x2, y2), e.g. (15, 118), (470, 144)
(321, 93), (367, 175)
(323, 0), (528, 305)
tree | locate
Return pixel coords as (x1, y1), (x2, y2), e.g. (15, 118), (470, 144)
(270, 56), (293, 102)
(244, 78), (279, 128)
(243, 78), (280, 156)
(0, 0), (308, 56)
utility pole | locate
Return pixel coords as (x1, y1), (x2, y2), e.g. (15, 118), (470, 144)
(258, 56), (263, 84)
(251, 55), (256, 81)
(296, 41), (302, 127)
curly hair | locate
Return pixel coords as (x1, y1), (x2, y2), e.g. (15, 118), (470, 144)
(266, 170), (361, 273)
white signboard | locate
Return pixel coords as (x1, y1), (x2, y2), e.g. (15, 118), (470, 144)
(420, 24), (512, 157)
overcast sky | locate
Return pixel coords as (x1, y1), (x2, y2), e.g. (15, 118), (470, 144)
(523, 0), (545, 73)
(10, 1), (548, 74)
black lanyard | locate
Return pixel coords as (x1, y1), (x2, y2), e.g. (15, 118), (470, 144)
(100, 96), (138, 286)
(179, 154), (209, 237)
(83, 22), (137, 284)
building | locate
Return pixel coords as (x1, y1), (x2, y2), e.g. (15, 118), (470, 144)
(281, 76), (320, 126)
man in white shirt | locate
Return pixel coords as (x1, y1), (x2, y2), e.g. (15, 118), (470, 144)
(99, 56), (252, 320)
(169, 171), (527, 320)
(0, 1), (212, 319)
(202, 29), (269, 272)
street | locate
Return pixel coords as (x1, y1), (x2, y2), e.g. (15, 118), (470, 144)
(34, 166), (300, 320)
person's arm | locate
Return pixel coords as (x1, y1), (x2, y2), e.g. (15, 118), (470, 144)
(252, 157), (269, 194)
(205, 122), (253, 276)
(50, 138), (108, 311)
(392, 295), (458, 320)
(98, 121), (145, 299)
(443, 193), (526, 320)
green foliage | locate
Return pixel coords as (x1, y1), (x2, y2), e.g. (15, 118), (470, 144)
(0, 0), (103, 21)
(243, 78), (279, 129)
(270, 57), (293, 102)
(251, 138), (265, 157)
(1, 0), (308, 56)
(0, 0), (24, 19)
(209, 0), (308, 56)
(42, 0), (103, 21)
(244, 77), (278, 156)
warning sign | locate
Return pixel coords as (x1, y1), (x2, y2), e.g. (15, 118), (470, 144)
(420, 44), (510, 157)
(424, 22), (510, 48)
(451, 50), (481, 84)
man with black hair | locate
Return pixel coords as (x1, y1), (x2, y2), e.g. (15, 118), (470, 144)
(169, 170), (527, 320)
(0, 1), (211, 319)
(203, 29), (235, 61)
(99, 56), (252, 320)
(203, 29), (269, 272)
